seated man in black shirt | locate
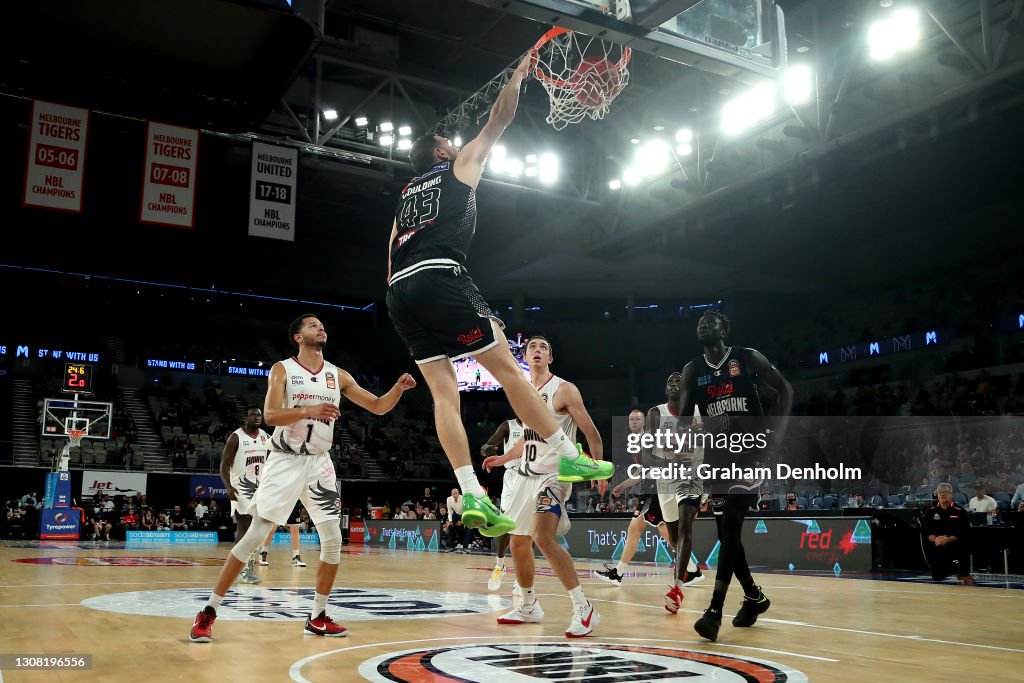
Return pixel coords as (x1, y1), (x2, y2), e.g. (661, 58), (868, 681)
(922, 483), (975, 584)
(169, 505), (189, 531)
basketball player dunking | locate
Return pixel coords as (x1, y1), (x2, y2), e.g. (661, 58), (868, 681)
(480, 417), (525, 591)
(483, 336), (605, 637)
(681, 310), (792, 641)
(189, 314), (416, 643)
(219, 405), (269, 585)
(387, 53), (612, 538)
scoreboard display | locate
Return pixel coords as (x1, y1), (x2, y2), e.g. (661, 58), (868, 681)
(62, 363), (94, 394)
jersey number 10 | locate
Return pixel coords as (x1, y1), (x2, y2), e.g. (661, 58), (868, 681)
(524, 444), (537, 462)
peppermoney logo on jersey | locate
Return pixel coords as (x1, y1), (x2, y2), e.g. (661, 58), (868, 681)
(81, 587), (506, 622)
(357, 643), (808, 682)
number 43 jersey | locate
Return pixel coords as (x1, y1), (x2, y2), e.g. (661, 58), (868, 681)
(270, 357), (341, 455)
(390, 161), (476, 274)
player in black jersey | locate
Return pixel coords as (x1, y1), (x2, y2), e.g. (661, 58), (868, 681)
(386, 54), (612, 538)
(680, 310), (792, 641)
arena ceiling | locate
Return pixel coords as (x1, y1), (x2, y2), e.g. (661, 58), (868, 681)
(1, 0), (1022, 302)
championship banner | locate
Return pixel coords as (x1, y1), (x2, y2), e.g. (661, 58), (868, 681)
(247, 141), (297, 241)
(23, 100), (89, 213)
(140, 122), (199, 228)
(81, 471), (147, 498)
(189, 475), (228, 500)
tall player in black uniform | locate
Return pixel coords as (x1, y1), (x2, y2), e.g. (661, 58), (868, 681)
(386, 55), (613, 538)
(680, 310), (792, 641)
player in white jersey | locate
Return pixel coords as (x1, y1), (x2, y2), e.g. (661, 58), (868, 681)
(483, 336), (606, 637)
(190, 314), (416, 643)
(480, 418), (525, 590)
(219, 405), (269, 584)
(647, 372), (707, 614)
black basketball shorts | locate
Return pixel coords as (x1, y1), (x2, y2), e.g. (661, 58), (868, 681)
(633, 494), (664, 528)
(386, 262), (504, 365)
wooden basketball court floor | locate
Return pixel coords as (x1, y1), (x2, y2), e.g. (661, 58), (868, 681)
(0, 541), (1020, 682)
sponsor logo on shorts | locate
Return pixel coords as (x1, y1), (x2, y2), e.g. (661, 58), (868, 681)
(457, 327), (484, 345)
(325, 372), (336, 390)
(357, 643), (808, 682)
(729, 359), (741, 377)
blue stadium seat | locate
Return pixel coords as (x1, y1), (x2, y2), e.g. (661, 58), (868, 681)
(993, 492), (1011, 504)
(997, 501), (1010, 511)
(887, 495), (901, 507)
(810, 497), (823, 509)
(797, 497), (809, 509)
(822, 495), (834, 509)
(869, 495), (883, 507)
(953, 493), (968, 506)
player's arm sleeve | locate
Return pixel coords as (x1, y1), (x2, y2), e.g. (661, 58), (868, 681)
(220, 433), (239, 487)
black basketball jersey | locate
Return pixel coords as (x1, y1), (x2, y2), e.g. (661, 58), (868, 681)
(390, 161), (476, 276)
(688, 347), (765, 423)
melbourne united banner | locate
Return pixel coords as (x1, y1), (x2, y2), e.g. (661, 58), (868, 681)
(248, 141), (297, 241)
(82, 471), (147, 498)
(23, 100), (89, 213)
(140, 122), (199, 228)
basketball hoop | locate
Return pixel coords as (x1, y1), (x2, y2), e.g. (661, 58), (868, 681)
(67, 429), (87, 449)
(530, 27), (631, 130)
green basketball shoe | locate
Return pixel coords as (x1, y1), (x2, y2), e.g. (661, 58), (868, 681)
(558, 443), (614, 482)
(461, 492), (516, 538)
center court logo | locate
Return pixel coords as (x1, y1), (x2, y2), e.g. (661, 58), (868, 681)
(359, 643), (808, 682)
(81, 587), (507, 621)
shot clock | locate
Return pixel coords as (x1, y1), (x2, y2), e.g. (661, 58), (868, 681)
(62, 362), (94, 394)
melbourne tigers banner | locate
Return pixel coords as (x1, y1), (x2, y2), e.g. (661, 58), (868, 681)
(23, 100), (89, 213)
(248, 141), (297, 241)
(140, 122), (199, 228)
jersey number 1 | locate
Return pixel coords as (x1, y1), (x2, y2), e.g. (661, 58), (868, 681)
(306, 424), (314, 443)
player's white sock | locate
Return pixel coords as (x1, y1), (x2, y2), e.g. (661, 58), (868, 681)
(495, 558), (505, 568)
(615, 561), (628, 575)
(567, 586), (587, 609)
(205, 593), (224, 612)
(311, 592), (329, 619)
(293, 551), (301, 559)
(544, 430), (578, 459)
(454, 466), (486, 498)
(521, 585), (536, 605)
(687, 557), (698, 573)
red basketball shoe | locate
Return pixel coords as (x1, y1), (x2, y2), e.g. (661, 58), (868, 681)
(189, 606), (217, 642)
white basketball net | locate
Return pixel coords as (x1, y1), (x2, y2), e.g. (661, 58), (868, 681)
(532, 28), (631, 131)
(68, 429), (86, 448)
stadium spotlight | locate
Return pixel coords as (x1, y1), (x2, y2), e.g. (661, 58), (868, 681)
(505, 158), (524, 177)
(379, 134), (394, 146)
(869, 7), (920, 61)
(354, 116), (368, 127)
(636, 139), (671, 174)
(525, 154), (538, 164)
(379, 121), (394, 132)
(623, 165), (644, 186)
(323, 109), (338, 121)
(453, 135), (463, 147)
(398, 125), (412, 136)
(608, 179), (622, 190)
(721, 84), (776, 136)
(629, 137), (640, 144)
(676, 144), (693, 156)
(538, 153), (558, 184)
(675, 128), (693, 143)
(525, 166), (538, 177)
(783, 64), (814, 105)
(397, 138), (412, 150)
